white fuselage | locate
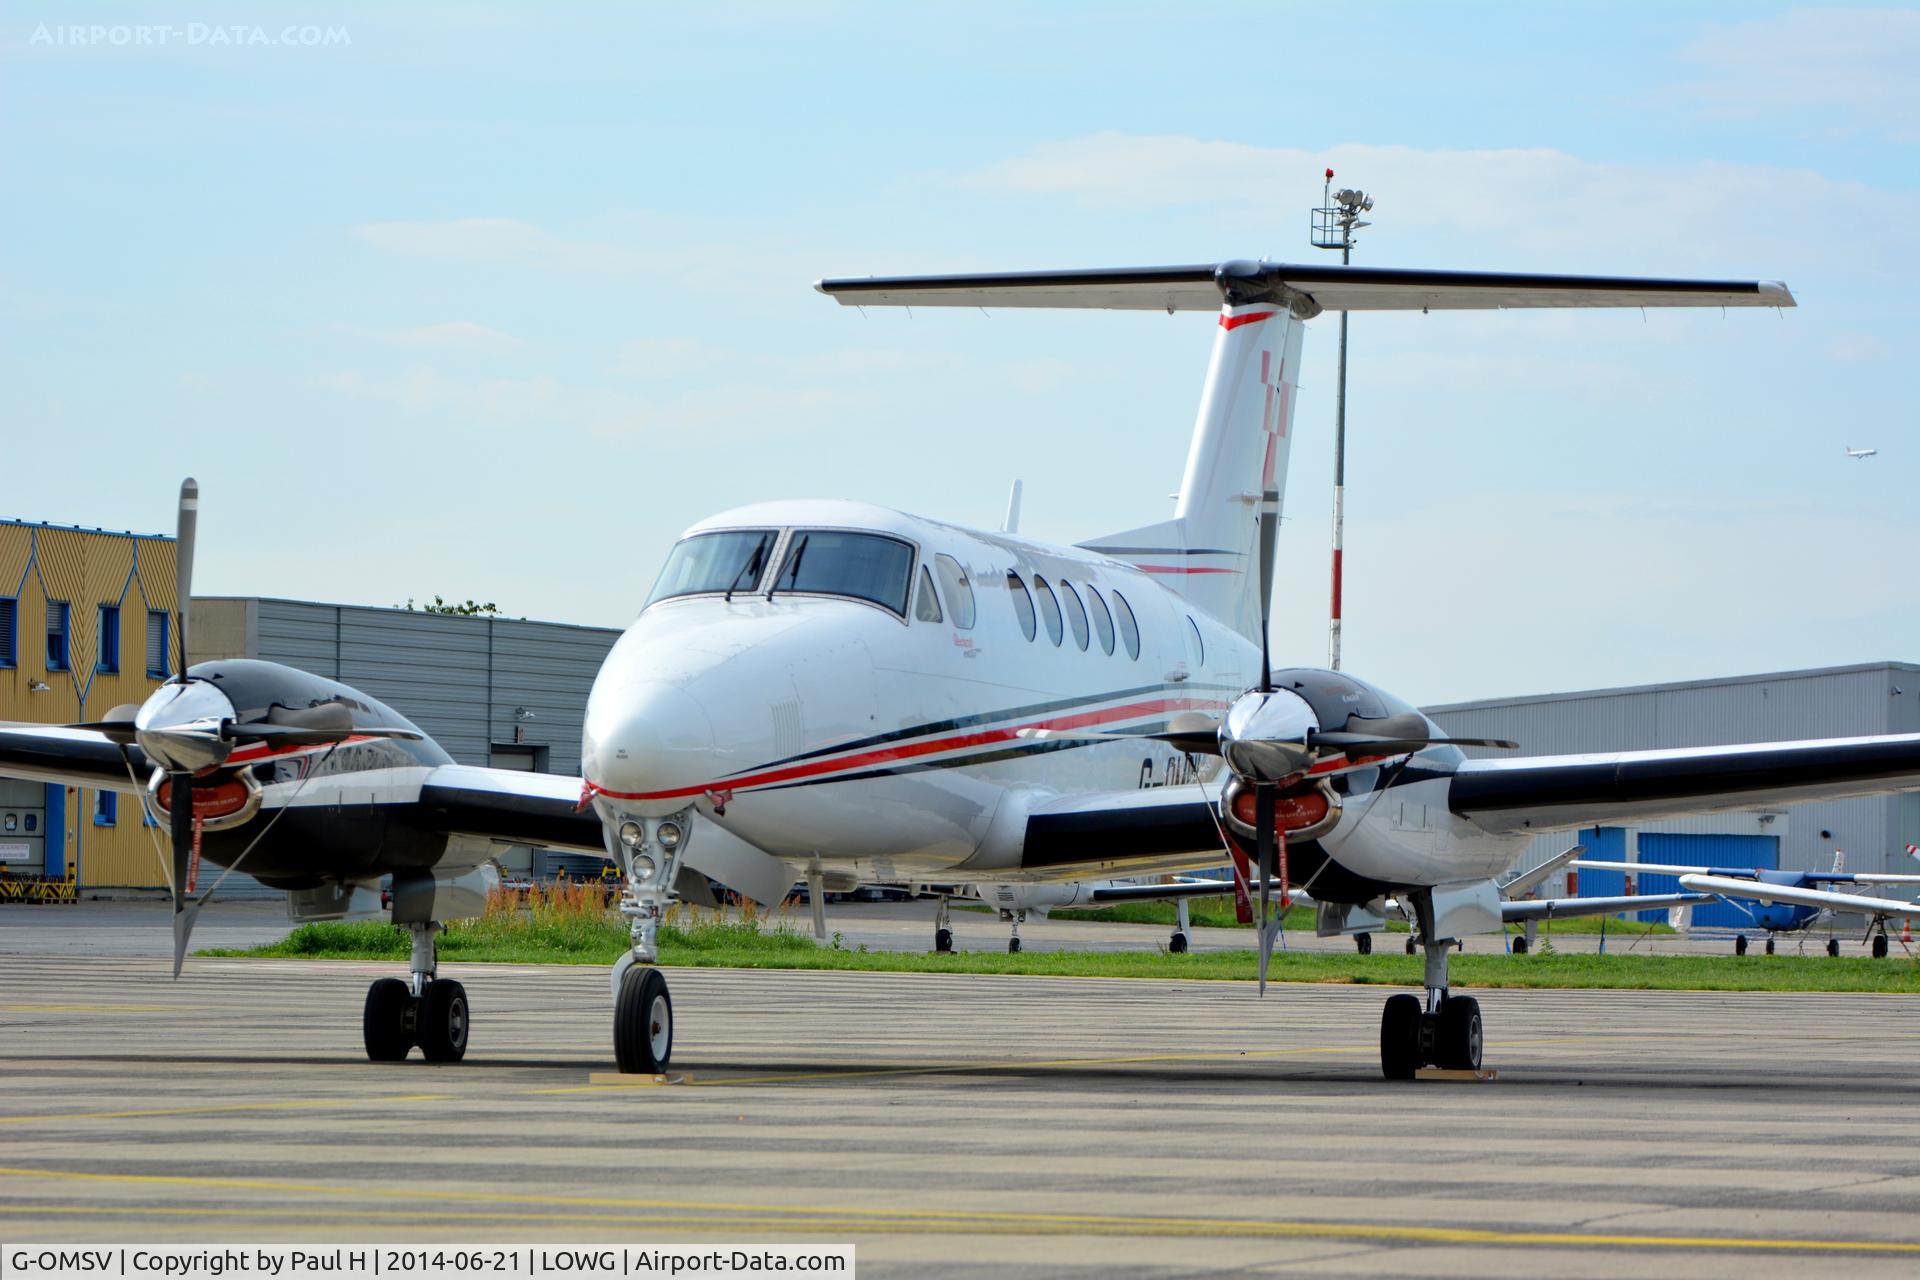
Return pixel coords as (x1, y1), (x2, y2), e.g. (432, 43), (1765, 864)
(582, 499), (1521, 894)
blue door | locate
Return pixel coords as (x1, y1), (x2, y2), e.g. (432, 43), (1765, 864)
(1632, 832), (1778, 927)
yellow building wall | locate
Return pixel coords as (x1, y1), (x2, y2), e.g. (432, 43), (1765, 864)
(2, 521), (178, 889)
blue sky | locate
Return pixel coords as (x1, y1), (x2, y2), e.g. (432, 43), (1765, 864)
(3, 2), (1915, 702)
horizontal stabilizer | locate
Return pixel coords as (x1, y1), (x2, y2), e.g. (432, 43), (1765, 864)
(816, 261), (1794, 318)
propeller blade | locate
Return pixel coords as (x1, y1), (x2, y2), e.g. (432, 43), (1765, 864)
(168, 769), (192, 977)
(67, 703), (144, 745)
(1308, 730), (1519, 754)
(1255, 781), (1277, 996)
(225, 722), (424, 745)
(267, 701), (353, 734)
(1015, 712), (1221, 756)
(1256, 500), (1276, 695)
(175, 479), (197, 677)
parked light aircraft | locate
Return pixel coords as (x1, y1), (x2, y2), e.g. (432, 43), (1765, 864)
(10, 259), (1920, 1081)
(1573, 853), (1920, 957)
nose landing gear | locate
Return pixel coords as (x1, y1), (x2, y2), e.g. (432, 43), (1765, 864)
(1380, 891), (1482, 1080)
(605, 807), (694, 1074)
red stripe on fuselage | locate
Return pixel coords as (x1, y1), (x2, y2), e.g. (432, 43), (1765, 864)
(585, 698), (1225, 803)
(1129, 564), (1240, 575)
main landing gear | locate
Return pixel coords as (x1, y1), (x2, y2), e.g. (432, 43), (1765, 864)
(1006, 909), (1026, 954)
(607, 807), (694, 1074)
(1170, 897), (1191, 953)
(1379, 891), (1482, 1081)
(933, 896), (954, 953)
(363, 922), (468, 1063)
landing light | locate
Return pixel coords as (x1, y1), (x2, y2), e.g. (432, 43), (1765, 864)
(618, 820), (643, 849)
(657, 820), (684, 852)
(632, 853), (659, 884)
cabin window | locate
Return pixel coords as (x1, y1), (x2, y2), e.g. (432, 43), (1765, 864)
(914, 566), (943, 623)
(1032, 575), (1063, 646)
(46, 601), (70, 672)
(1112, 591), (1140, 661)
(770, 530), (915, 616)
(646, 528), (780, 606)
(146, 610), (170, 678)
(1085, 586), (1115, 655)
(1059, 580), (1089, 651)
(1006, 571), (1037, 642)
(1186, 615), (1205, 667)
(934, 554), (975, 629)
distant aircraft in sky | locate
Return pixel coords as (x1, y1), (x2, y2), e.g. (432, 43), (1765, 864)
(1845, 447), (1878, 459)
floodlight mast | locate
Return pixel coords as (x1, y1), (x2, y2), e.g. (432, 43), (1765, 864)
(1310, 170), (1373, 671)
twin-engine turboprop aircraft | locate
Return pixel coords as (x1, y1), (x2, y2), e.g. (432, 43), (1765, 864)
(8, 258), (1920, 1081)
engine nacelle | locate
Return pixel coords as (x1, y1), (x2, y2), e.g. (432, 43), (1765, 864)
(1222, 776), (1342, 843)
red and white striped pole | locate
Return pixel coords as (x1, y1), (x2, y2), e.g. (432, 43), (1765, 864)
(1329, 181), (1352, 672)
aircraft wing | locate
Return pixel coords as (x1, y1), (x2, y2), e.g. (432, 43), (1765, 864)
(816, 262), (1793, 315)
(0, 724), (150, 790)
(1451, 734), (1920, 834)
(413, 765), (604, 852)
(1085, 877), (1239, 905)
(1020, 785), (1231, 878)
(1501, 892), (1709, 923)
(1677, 874), (1920, 920)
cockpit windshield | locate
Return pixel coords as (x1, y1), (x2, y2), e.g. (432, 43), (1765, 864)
(769, 529), (914, 616)
(645, 529), (778, 607)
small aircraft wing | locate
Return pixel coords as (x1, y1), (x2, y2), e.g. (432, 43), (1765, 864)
(1020, 785), (1231, 878)
(1677, 874), (1920, 919)
(1501, 892), (1710, 922)
(816, 262), (1793, 315)
(414, 765), (604, 852)
(1452, 734), (1920, 834)
(1085, 877), (1240, 905)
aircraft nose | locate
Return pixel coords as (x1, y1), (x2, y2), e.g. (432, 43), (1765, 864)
(134, 678), (239, 774)
(582, 681), (719, 817)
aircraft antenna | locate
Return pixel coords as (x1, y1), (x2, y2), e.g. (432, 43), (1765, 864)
(1311, 171), (1374, 670)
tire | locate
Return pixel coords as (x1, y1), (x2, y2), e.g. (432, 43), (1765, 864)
(614, 966), (672, 1074)
(1510, 936), (1528, 955)
(1872, 934), (1889, 959)
(1765, 937), (1776, 956)
(363, 978), (413, 1062)
(1826, 939), (1840, 958)
(1008, 937), (1022, 954)
(418, 979), (469, 1063)
(1169, 932), (1189, 954)
(1405, 937), (1418, 956)
(1355, 932), (1373, 956)
(1380, 993), (1422, 1081)
(1434, 995), (1483, 1071)
(1734, 934), (1748, 956)
(934, 928), (953, 954)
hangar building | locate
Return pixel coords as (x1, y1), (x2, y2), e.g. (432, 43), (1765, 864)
(1428, 663), (1920, 921)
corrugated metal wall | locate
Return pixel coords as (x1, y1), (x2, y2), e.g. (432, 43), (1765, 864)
(219, 598), (620, 776)
(1429, 664), (1919, 877)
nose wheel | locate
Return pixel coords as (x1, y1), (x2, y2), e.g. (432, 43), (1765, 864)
(1382, 892), (1483, 1080)
(362, 976), (468, 1063)
(615, 965), (673, 1074)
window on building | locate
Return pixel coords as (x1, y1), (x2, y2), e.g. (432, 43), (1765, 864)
(1085, 586), (1115, 655)
(646, 528), (780, 606)
(1006, 571), (1037, 642)
(96, 605), (120, 673)
(146, 610), (170, 678)
(1112, 591), (1140, 661)
(46, 602), (70, 671)
(913, 566), (943, 623)
(933, 554), (975, 629)
(1031, 576), (1063, 647)
(769, 530), (915, 616)
(0, 597), (16, 668)
(93, 790), (117, 827)
(1059, 581), (1090, 651)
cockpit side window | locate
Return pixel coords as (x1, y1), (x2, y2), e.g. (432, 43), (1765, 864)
(645, 529), (779, 607)
(770, 530), (916, 616)
(934, 554), (975, 629)
(1032, 575), (1063, 646)
(914, 566), (943, 623)
(1007, 571), (1037, 642)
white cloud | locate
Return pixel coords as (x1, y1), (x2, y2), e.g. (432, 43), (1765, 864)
(1677, 7), (1920, 141)
(338, 321), (523, 353)
(609, 337), (721, 378)
(956, 134), (1920, 280)
(352, 217), (675, 275)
